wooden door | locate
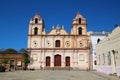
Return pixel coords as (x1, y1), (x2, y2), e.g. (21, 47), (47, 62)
(54, 55), (61, 66)
(66, 57), (70, 66)
(46, 57), (50, 67)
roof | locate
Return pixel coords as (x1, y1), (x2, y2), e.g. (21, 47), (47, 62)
(34, 12), (41, 19)
(75, 12), (83, 19)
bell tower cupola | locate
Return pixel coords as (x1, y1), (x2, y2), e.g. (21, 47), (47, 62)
(71, 12), (87, 35)
(28, 12), (45, 35)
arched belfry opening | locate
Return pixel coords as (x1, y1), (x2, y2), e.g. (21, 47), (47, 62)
(78, 27), (82, 35)
(97, 38), (100, 43)
(34, 27), (38, 35)
(35, 18), (38, 24)
(79, 18), (81, 24)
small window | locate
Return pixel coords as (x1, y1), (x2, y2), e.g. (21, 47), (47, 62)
(55, 40), (60, 47)
(35, 18), (38, 24)
(78, 27), (82, 35)
(34, 27), (38, 35)
(79, 18), (81, 24)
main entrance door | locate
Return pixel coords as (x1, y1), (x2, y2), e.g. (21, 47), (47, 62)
(66, 57), (70, 66)
(46, 57), (50, 67)
(54, 55), (61, 66)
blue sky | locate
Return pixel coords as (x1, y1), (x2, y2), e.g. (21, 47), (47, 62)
(0, 0), (120, 50)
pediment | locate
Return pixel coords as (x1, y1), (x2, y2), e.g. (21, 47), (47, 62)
(48, 28), (68, 35)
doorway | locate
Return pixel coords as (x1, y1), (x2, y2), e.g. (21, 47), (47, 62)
(54, 55), (61, 66)
(65, 57), (70, 67)
(10, 60), (14, 69)
(46, 57), (50, 67)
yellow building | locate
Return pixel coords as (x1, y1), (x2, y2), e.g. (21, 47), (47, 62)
(27, 12), (91, 70)
(96, 26), (120, 77)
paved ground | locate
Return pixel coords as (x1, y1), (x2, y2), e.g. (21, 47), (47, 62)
(0, 70), (119, 80)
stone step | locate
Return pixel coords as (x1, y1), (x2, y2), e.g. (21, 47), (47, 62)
(44, 67), (73, 70)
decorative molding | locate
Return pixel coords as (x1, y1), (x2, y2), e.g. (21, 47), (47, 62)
(27, 47), (90, 50)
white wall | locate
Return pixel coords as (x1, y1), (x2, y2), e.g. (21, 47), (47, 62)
(90, 31), (110, 70)
(96, 26), (120, 77)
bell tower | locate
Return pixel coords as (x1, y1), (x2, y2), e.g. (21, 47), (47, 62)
(28, 12), (45, 49)
(28, 12), (44, 35)
(71, 12), (87, 35)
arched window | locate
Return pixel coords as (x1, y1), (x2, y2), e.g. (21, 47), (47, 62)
(35, 18), (38, 24)
(97, 38), (100, 43)
(79, 18), (81, 24)
(55, 40), (60, 47)
(34, 27), (38, 35)
(78, 27), (82, 35)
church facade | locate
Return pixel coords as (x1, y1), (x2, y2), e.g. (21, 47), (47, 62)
(27, 12), (91, 70)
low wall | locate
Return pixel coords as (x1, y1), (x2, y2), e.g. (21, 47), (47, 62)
(97, 66), (112, 74)
(116, 66), (120, 77)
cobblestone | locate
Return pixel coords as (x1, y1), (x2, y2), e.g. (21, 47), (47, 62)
(0, 70), (119, 80)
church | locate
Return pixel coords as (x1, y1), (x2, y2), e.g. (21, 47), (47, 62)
(27, 12), (91, 70)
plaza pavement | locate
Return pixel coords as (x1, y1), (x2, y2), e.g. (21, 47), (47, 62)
(0, 70), (119, 80)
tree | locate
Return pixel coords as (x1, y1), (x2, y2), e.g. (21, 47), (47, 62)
(19, 48), (28, 54)
(1, 58), (9, 68)
(3, 48), (18, 54)
(0, 48), (5, 53)
(19, 48), (30, 66)
(24, 58), (30, 70)
(24, 58), (30, 65)
(1, 59), (9, 64)
(19, 48), (30, 70)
